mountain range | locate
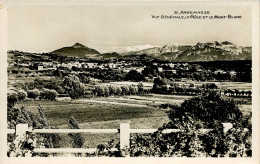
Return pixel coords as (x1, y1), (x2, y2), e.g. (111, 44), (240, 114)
(51, 41), (252, 62)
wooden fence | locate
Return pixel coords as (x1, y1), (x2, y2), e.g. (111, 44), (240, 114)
(7, 122), (233, 154)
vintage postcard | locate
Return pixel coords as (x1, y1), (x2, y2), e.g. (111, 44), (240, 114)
(0, 0), (259, 164)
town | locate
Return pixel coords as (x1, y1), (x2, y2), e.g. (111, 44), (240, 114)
(7, 46), (252, 157)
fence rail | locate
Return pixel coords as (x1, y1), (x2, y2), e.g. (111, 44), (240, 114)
(8, 122), (233, 154)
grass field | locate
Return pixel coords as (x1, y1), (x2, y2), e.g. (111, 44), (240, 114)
(82, 94), (191, 107)
(16, 98), (170, 148)
(54, 116), (170, 148)
(15, 99), (168, 127)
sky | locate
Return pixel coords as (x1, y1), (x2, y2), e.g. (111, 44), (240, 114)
(8, 2), (252, 53)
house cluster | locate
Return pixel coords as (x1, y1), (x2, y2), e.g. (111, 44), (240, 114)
(8, 58), (147, 75)
(9, 56), (238, 79)
(152, 62), (190, 74)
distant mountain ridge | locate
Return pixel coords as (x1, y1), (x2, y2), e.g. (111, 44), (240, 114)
(101, 44), (157, 53)
(122, 41), (251, 62)
(50, 41), (251, 62)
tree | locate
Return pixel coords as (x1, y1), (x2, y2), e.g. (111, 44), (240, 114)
(168, 92), (242, 127)
(245, 90), (252, 97)
(80, 75), (91, 84)
(137, 82), (144, 93)
(95, 85), (105, 96)
(7, 93), (18, 109)
(68, 116), (85, 148)
(27, 89), (40, 100)
(17, 90), (27, 101)
(124, 70), (145, 82)
(104, 86), (110, 97)
(152, 77), (166, 94)
(202, 83), (218, 90)
(7, 103), (61, 156)
(63, 75), (86, 99)
(109, 85), (117, 96)
(129, 85), (137, 95)
(128, 92), (250, 157)
(121, 86), (130, 95)
(115, 86), (122, 96)
(168, 84), (176, 94)
(189, 83), (195, 88)
(40, 89), (58, 101)
(53, 69), (63, 77)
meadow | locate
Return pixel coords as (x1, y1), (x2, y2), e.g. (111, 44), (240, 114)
(16, 97), (171, 148)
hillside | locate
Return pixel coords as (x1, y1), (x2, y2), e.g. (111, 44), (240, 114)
(122, 41), (252, 62)
(10, 41), (252, 62)
(52, 43), (100, 58)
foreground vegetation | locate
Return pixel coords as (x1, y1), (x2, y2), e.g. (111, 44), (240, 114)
(7, 91), (251, 157)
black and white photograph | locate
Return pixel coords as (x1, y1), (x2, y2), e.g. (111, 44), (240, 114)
(0, 0), (259, 163)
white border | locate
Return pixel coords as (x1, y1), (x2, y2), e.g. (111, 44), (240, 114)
(0, 1), (259, 164)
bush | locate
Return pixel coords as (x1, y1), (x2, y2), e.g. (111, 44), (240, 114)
(17, 90), (27, 101)
(115, 86), (122, 96)
(128, 92), (251, 157)
(202, 83), (218, 90)
(95, 85), (105, 96)
(129, 120), (251, 157)
(167, 92), (242, 127)
(124, 70), (145, 82)
(108, 85), (117, 96)
(137, 82), (144, 93)
(8, 105), (62, 157)
(40, 89), (58, 101)
(7, 93), (18, 108)
(121, 86), (130, 95)
(68, 116), (85, 148)
(27, 89), (40, 100)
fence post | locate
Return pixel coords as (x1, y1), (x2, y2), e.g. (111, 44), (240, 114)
(120, 123), (130, 150)
(16, 124), (29, 140)
(221, 123), (233, 134)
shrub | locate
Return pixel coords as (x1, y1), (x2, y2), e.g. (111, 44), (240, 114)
(152, 77), (167, 93)
(167, 92), (242, 127)
(27, 89), (40, 100)
(40, 89), (58, 101)
(17, 90), (27, 101)
(128, 92), (250, 157)
(104, 86), (110, 97)
(121, 86), (130, 95)
(7, 93), (18, 108)
(95, 85), (105, 96)
(68, 116), (85, 148)
(137, 82), (144, 93)
(115, 86), (122, 96)
(8, 105), (62, 157)
(108, 85), (117, 96)
(129, 85), (137, 95)
(202, 83), (218, 90)
(124, 70), (145, 82)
